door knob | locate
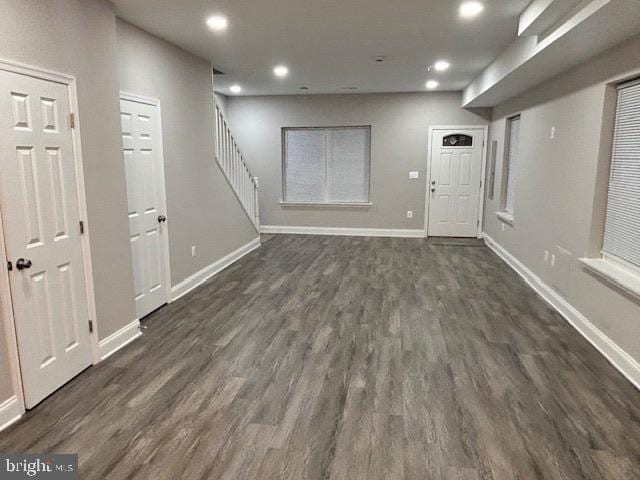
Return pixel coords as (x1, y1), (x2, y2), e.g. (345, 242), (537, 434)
(157, 215), (167, 223)
(16, 258), (32, 270)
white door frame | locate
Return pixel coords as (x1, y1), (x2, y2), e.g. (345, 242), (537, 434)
(119, 92), (172, 308)
(0, 58), (101, 421)
(424, 125), (489, 238)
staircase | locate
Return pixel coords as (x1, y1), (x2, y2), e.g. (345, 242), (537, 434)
(214, 103), (260, 230)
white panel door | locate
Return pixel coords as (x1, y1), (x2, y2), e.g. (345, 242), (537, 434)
(427, 129), (484, 237)
(120, 98), (169, 319)
(0, 70), (93, 408)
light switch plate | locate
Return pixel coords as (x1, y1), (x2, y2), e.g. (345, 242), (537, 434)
(409, 171), (419, 179)
(406, 210), (413, 219)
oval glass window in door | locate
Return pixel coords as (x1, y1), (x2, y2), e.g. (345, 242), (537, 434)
(443, 134), (473, 147)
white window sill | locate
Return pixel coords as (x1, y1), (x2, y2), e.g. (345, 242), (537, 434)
(579, 257), (640, 301)
(495, 211), (514, 226)
(280, 201), (372, 208)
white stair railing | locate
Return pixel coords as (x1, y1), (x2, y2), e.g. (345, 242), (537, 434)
(214, 103), (259, 229)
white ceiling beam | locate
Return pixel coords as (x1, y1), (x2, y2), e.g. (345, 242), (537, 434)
(518, 0), (584, 37)
(462, 0), (640, 108)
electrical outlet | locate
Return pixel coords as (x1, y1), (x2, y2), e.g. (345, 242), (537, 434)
(550, 254), (556, 267)
(501, 223), (506, 232)
(406, 210), (413, 219)
(191, 245), (197, 258)
(550, 126), (556, 139)
(409, 171), (419, 179)
(544, 250), (549, 263)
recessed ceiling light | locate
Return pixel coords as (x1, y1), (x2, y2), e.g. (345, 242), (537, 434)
(459, 1), (484, 19)
(206, 15), (228, 31)
(230, 85), (242, 94)
(434, 60), (450, 72)
(273, 65), (289, 78)
(426, 80), (439, 90)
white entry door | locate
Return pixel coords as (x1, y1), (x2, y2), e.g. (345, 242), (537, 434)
(427, 128), (485, 237)
(120, 96), (169, 319)
(0, 69), (93, 408)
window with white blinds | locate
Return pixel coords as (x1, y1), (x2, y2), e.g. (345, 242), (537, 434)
(603, 79), (640, 269)
(503, 115), (521, 215)
(283, 127), (371, 204)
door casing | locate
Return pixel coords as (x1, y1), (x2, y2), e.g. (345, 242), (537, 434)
(120, 92), (172, 317)
(0, 58), (100, 419)
(424, 125), (489, 238)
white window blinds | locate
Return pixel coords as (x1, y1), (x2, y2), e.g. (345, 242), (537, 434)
(284, 129), (326, 203)
(603, 80), (640, 268)
(283, 127), (370, 203)
(505, 116), (520, 214)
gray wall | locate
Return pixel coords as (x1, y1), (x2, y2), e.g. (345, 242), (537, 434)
(483, 34), (640, 365)
(0, 0), (137, 404)
(224, 93), (490, 230)
(214, 93), (228, 116)
(116, 20), (258, 286)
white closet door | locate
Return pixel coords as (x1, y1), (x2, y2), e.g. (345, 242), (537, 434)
(120, 97), (169, 319)
(0, 69), (93, 408)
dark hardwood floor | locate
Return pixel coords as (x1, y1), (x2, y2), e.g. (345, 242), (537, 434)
(1, 234), (639, 479)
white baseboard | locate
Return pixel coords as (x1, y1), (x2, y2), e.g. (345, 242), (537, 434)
(484, 234), (640, 390)
(260, 225), (426, 238)
(171, 236), (261, 301)
(98, 319), (142, 361)
(0, 396), (23, 432)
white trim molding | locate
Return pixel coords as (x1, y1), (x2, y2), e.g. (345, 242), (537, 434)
(260, 225), (426, 238)
(484, 235), (640, 390)
(579, 257), (640, 301)
(98, 319), (142, 361)
(171, 237), (261, 301)
(0, 396), (23, 432)
(120, 91), (160, 106)
(496, 211), (515, 226)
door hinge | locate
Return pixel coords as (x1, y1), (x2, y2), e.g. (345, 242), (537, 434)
(79, 220), (85, 234)
(88, 320), (94, 333)
(69, 113), (76, 129)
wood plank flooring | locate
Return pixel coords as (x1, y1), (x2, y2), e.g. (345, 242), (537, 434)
(1, 234), (639, 479)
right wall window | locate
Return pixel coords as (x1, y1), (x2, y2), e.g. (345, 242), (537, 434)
(602, 79), (640, 270)
(500, 115), (521, 219)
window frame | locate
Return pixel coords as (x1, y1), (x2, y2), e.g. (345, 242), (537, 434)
(601, 78), (640, 270)
(579, 76), (640, 301)
(281, 125), (372, 206)
(496, 114), (521, 225)
(603, 253), (640, 278)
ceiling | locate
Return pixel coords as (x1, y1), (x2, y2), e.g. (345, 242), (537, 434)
(114, 0), (531, 96)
